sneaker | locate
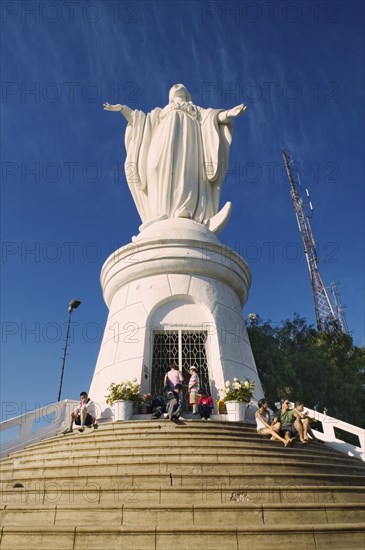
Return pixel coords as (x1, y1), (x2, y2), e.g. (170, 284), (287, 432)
(93, 423), (98, 429)
(201, 417), (206, 421)
(78, 427), (85, 433)
(62, 427), (73, 435)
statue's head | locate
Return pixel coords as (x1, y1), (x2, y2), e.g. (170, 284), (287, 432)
(169, 83), (192, 103)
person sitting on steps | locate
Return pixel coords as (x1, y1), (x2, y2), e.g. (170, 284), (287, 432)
(63, 391), (98, 434)
(255, 398), (294, 447)
(150, 395), (166, 419)
(294, 401), (323, 443)
(165, 383), (183, 420)
(272, 398), (307, 444)
(197, 390), (214, 420)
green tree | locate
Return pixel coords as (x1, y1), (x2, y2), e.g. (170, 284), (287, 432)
(247, 315), (365, 427)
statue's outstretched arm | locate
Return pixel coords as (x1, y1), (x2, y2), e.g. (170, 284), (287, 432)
(103, 102), (134, 124)
(218, 104), (247, 123)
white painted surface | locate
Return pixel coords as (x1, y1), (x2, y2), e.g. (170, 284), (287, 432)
(104, 84), (246, 227)
(89, 218), (262, 418)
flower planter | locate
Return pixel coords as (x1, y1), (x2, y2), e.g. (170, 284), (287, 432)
(111, 399), (134, 421)
(225, 401), (247, 422)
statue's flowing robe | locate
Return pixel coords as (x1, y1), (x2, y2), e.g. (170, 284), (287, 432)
(124, 101), (233, 224)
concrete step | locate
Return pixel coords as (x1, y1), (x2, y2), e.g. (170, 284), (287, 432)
(2, 432), (356, 469)
(6, 420), (338, 452)
(3, 472), (365, 497)
(2, 484), (364, 506)
(2, 456), (365, 481)
(1, 502), (365, 527)
(1, 523), (364, 549)
(2, 433), (354, 470)
(2, 420), (364, 548)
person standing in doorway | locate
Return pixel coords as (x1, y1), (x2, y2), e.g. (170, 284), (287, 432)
(188, 366), (200, 414)
(164, 362), (184, 391)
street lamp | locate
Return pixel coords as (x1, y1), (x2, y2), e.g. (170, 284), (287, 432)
(57, 299), (81, 402)
(248, 313), (258, 327)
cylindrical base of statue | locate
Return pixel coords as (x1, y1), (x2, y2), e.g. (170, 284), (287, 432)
(89, 219), (263, 419)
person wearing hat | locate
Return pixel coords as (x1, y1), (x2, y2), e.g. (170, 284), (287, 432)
(188, 366), (200, 414)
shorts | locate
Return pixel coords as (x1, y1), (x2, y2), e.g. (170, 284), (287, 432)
(257, 428), (267, 434)
(189, 392), (198, 405)
(280, 423), (294, 436)
(75, 413), (93, 426)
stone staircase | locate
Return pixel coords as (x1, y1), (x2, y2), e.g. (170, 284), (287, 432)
(1, 420), (364, 549)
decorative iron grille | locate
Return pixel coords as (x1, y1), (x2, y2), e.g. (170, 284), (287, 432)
(151, 331), (179, 397)
(151, 330), (209, 405)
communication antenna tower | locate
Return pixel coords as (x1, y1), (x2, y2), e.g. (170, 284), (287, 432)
(328, 280), (350, 335)
(281, 149), (342, 332)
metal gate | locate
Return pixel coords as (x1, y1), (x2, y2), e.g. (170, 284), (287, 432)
(151, 330), (209, 402)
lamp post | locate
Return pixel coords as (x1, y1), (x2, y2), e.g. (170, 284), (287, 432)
(57, 299), (81, 402)
(248, 313), (257, 327)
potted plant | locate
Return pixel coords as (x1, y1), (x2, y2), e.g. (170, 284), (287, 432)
(220, 378), (255, 422)
(105, 378), (141, 421)
(139, 393), (153, 414)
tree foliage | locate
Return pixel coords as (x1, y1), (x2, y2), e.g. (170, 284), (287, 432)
(247, 314), (365, 427)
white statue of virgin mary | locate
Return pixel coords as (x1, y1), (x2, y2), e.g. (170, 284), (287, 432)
(104, 84), (246, 228)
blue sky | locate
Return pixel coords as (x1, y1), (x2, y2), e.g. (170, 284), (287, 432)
(1, 0), (364, 420)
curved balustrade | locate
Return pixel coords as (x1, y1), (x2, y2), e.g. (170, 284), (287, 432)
(1, 399), (364, 460)
(0, 400), (79, 458)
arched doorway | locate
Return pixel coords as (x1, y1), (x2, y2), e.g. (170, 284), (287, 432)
(148, 300), (214, 408)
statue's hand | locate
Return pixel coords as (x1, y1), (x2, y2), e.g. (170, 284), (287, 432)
(103, 102), (124, 112)
(227, 104), (247, 118)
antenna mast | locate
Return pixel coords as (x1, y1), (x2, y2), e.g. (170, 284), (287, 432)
(328, 280), (350, 334)
(281, 149), (340, 332)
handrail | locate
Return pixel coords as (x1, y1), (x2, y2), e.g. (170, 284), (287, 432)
(272, 401), (364, 461)
(0, 400), (79, 458)
(1, 399), (364, 461)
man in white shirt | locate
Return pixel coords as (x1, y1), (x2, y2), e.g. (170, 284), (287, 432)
(63, 392), (98, 434)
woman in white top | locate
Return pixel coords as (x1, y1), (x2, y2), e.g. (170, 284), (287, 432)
(255, 398), (294, 447)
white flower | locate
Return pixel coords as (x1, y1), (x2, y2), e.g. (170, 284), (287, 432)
(233, 377), (239, 382)
(225, 381), (231, 387)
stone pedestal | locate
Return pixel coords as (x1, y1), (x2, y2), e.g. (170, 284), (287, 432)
(89, 218), (263, 418)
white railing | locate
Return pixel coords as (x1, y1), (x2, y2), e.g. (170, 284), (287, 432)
(273, 402), (365, 461)
(0, 400), (79, 458)
(1, 399), (364, 461)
